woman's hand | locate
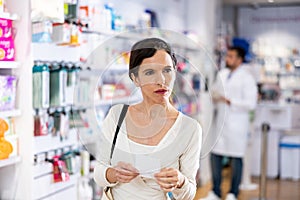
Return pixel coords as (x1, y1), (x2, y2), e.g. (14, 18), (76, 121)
(109, 162), (139, 183)
(154, 168), (185, 192)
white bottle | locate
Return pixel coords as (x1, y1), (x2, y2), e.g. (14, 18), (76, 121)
(81, 150), (90, 176)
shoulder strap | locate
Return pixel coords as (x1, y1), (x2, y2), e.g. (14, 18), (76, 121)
(110, 104), (129, 161)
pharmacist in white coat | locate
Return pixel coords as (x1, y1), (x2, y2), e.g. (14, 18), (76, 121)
(201, 47), (257, 200)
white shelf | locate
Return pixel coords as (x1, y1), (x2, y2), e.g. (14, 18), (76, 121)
(0, 12), (19, 20)
(0, 109), (21, 118)
(33, 172), (79, 200)
(0, 156), (21, 168)
(33, 129), (78, 155)
(0, 61), (20, 69)
(95, 95), (142, 107)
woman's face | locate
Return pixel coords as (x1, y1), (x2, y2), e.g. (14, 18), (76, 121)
(132, 50), (176, 104)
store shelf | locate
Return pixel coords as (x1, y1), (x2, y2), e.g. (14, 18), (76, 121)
(0, 61), (21, 69)
(0, 109), (21, 118)
(33, 129), (78, 155)
(95, 95), (142, 107)
(82, 30), (117, 37)
(33, 172), (79, 200)
(82, 29), (200, 52)
(0, 156), (21, 168)
(0, 12), (19, 20)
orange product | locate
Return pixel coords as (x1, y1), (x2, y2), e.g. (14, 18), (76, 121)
(0, 118), (13, 159)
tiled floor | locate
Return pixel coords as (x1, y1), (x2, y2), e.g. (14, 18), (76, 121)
(195, 168), (300, 200)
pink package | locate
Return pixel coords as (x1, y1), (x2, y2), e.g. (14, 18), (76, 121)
(0, 18), (15, 61)
(0, 38), (15, 61)
(0, 75), (17, 111)
(0, 18), (13, 39)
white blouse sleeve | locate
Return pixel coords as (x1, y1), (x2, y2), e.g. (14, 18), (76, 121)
(172, 121), (202, 200)
(93, 105), (120, 188)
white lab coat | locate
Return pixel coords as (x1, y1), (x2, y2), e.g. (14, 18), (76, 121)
(211, 65), (257, 157)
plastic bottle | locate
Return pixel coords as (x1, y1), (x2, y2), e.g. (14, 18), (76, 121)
(80, 150), (90, 176)
(32, 61), (50, 109)
(104, 4), (115, 30)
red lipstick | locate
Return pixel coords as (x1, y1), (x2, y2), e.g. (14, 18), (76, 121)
(154, 89), (168, 94)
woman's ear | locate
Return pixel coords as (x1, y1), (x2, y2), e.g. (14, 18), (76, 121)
(131, 73), (140, 87)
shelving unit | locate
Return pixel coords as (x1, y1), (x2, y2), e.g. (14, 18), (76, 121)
(33, 173), (79, 200)
(0, 156), (21, 168)
(0, 61), (21, 69)
(0, 12), (19, 20)
(0, 8), (23, 200)
(0, 1), (217, 199)
(33, 129), (79, 155)
(94, 96), (142, 107)
(0, 109), (21, 118)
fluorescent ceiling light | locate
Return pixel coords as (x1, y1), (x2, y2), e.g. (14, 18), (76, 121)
(268, 0), (274, 3)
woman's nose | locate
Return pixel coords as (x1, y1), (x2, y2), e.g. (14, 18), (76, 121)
(155, 72), (166, 85)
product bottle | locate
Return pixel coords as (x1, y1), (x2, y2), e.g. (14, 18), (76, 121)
(80, 150), (90, 176)
(70, 22), (79, 44)
(104, 4), (115, 30)
(33, 61), (50, 109)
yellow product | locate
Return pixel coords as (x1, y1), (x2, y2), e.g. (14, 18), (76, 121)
(0, 48), (5, 60)
(0, 118), (13, 159)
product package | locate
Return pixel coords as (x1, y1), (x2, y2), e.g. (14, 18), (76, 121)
(0, 18), (15, 61)
(52, 155), (70, 183)
(0, 75), (17, 111)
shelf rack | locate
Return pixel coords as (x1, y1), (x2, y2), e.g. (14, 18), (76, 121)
(0, 12), (19, 20)
(0, 156), (21, 168)
(0, 109), (21, 118)
(0, 61), (21, 69)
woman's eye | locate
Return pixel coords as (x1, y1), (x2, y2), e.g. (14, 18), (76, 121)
(145, 70), (154, 76)
(163, 68), (172, 73)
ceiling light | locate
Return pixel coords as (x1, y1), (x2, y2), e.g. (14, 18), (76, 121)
(268, 0), (274, 3)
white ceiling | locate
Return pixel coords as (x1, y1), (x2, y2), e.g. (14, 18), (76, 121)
(223, 0), (300, 5)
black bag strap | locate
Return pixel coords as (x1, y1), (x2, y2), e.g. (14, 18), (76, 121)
(110, 104), (129, 161)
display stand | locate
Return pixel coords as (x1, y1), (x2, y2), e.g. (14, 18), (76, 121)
(252, 123), (271, 200)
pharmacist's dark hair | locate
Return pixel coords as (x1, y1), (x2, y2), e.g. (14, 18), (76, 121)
(228, 46), (246, 62)
(129, 38), (177, 80)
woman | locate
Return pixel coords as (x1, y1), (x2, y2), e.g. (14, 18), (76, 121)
(94, 38), (202, 200)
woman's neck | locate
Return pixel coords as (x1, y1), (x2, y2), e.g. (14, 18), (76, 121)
(139, 100), (173, 119)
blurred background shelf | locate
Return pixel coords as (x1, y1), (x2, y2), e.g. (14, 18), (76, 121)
(0, 61), (21, 69)
(95, 96), (142, 107)
(0, 156), (21, 168)
(0, 109), (21, 118)
(33, 129), (78, 155)
(0, 12), (19, 20)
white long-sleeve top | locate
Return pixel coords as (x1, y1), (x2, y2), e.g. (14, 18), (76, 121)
(94, 104), (202, 200)
(211, 66), (257, 157)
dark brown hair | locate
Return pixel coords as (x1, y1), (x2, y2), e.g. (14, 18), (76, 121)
(129, 38), (177, 80)
(228, 46), (246, 62)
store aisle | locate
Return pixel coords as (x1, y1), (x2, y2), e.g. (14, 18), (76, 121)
(195, 167), (300, 200)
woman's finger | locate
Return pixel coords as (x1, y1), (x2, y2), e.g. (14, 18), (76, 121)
(156, 176), (179, 184)
(154, 168), (178, 178)
(117, 162), (139, 174)
(156, 180), (176, 192)
(116, 174), (135, 183)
